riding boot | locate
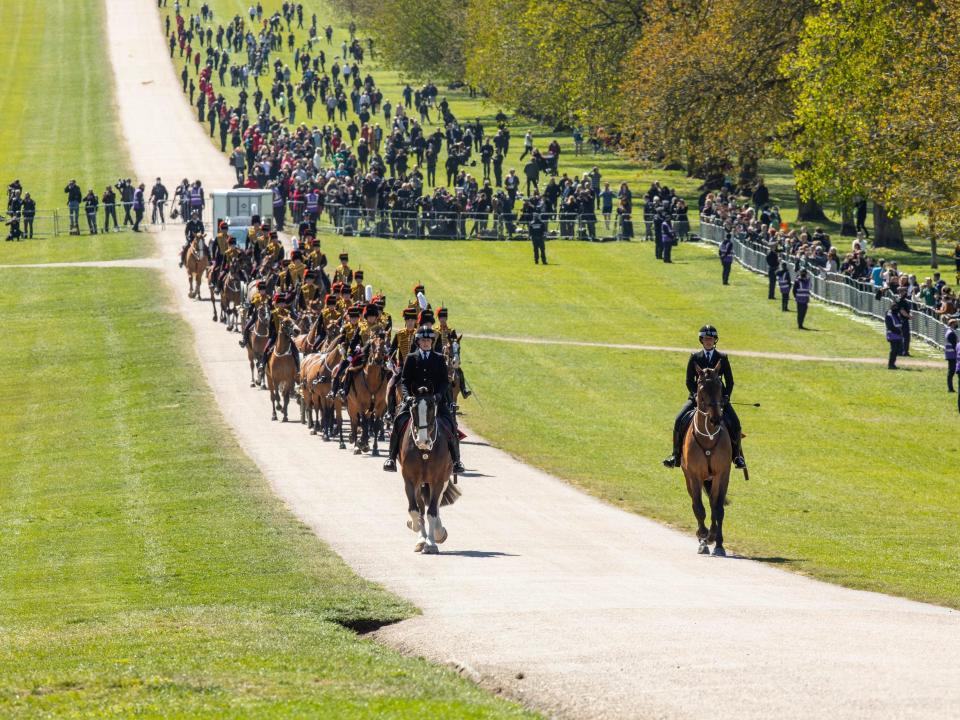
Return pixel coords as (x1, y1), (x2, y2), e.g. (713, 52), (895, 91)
(449, 434), (465, 474)
(732, 437), (746, 469)
(239, 316), (254, 347)
(293, 345), (301, 377)
(382, 418), (403, 472)
(340, 368), (354, 398)
(662, 432), (681, 468)
(459, 368), (471, 398)
(179, 245), (188, 267)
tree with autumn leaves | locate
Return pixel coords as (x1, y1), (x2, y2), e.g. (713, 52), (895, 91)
(331, 0), (960, 257)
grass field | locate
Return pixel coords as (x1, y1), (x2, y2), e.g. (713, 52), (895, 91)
(318, 235), (960, 608)
(0, 267), (534, 718)
(0, 0), (144, 265)
(168, 0), (954, 270)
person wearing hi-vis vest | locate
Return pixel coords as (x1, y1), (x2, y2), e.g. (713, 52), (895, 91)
(944, 318), (958, 393)
(792, 268), (812, 329)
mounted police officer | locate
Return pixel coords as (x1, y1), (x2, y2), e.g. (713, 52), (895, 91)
(383, 325), (465, 474)
(663, 325), (746, 470)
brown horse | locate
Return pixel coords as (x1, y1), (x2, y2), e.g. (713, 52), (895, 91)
(246, 302), (271, 388)
(215, 261), (245, 330)
(443, 333), (464, 407)
(185, 234), (209, 299)
(681, 365), (732, 557)
(400, 391), (461, 554)
(344, 334), (390, 455)
(265, 316), (300, 422)
(300, 338), (343, 439)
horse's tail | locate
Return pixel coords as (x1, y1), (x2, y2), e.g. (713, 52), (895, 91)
(703, 479), (731, 506)
(441, 481), (461, 507)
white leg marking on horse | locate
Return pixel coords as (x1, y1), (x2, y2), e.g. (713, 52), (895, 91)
(407, 509), (421, 532)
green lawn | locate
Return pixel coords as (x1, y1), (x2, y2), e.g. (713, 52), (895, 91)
(0, 234), (153, 265)
(0, 0), (144, 264)
(319, 235), (959, 608)
(0, 267), (535, 719)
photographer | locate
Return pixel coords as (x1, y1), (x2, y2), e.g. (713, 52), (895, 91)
(21, 193), (35, 238)
(116, 179), (134, 226)
(102, 185), (118, 232)
(150, 177), (169, 225)
(83, 188), (99, 234)
(64, 179), (82, 234)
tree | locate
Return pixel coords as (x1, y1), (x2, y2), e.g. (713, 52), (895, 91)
(784, 0), (960, 255)
(621, 0), (815, 186)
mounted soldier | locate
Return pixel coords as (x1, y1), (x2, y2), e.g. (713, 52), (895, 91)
(333, 252), (353, 284)
(261, 294), (301, 375)
(383, 325), (465, 474)
(435, 307), (471, 398)
(386, 307), (418, 418)
(663, 325), (746, 471)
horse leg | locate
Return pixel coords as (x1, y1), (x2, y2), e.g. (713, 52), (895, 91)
(711, 474), (729, 557)
(338, 404), (346, 450)
(249, 358), (256, 387)
(686, 472), (709, 554)
(422, 487), (441, 555)
(406, 479), (422, 533)
(211, 291), (218, 322)
(281, 387), (290, 422)
(270, 385), (278, 421)
(371, 416), (381, 456)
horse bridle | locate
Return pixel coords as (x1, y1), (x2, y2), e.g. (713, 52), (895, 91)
(410, 395), (438, 452)
(693, 377), (723, 443)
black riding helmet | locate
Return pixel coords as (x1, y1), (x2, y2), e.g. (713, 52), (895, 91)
(698, 324), (719, 341)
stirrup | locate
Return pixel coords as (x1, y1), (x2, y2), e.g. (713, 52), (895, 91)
(382, 459), (397, 472)
(452, 460), (465, 473)
(662, 454), (679, 468)
(734, 456), (746, 470)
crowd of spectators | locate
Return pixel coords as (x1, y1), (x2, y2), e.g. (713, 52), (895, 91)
(700, 187), (960, 327)
(164, 3), (647, 241)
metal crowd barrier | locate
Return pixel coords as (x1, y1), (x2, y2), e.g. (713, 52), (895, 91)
(293, 202), (638, 242)
(698, 217), (949, 348)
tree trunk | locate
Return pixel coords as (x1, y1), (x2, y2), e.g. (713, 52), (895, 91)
(840, 204), (856, 236)
(929, 211), (939, 269)
(796, 190), (829, 223)
(872, 203), (906, 249)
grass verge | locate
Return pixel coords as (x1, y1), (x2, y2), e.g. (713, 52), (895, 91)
(0, 267), (535, 719)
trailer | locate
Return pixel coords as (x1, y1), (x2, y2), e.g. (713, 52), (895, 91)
(210, 188), (273, 248)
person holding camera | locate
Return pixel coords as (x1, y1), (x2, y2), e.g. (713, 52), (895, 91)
(102, 186), (118, 232)
(150, 178), (169, 225)
(64, 180), (82, 234)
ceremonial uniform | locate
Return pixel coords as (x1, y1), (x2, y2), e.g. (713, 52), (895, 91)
(281, 259), (307, 291)
(306, 245), (327, 270)
(333, 258), (353, 284)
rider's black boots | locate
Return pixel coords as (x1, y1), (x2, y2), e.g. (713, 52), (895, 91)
(662, 432), (681, 468)
(382, 423), (402, 472)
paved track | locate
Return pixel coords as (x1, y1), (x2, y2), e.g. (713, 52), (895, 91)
(105, 2), (960, 717)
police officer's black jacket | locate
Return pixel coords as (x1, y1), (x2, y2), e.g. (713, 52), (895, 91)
(400, 349), (449, 400)
(685, 349), (734, 399)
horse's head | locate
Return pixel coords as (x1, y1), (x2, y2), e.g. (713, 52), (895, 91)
(445, 335), (461, 370)
(411, 387), (437, 451)
(696, 364), (724, 426)
(281, 315), (301, 338)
